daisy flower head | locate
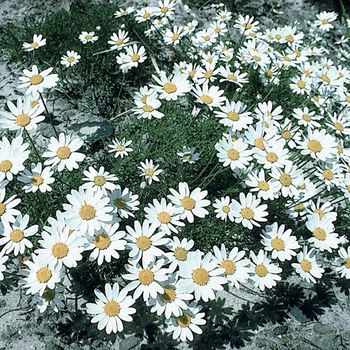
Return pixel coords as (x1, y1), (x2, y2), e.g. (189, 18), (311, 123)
(177, 146), (201, 164)
(306, 213), (340, 253)
(18, 65), (59, 95)
(230, 192), (268, 230)
(133, 95), (164, 120)
(123, 258), (168, 301)
(178, 250), (226, 302)
(261, 222), (300, 262)
(0, 213), (38, 256)
(147, 273), (193, 319)
(0, 187), (21, 226)
(212, 244), (251, 288)
(0, 136), (30, 182)
(249, 250), (282, 291)
(215, 137), (253, 171)
(84, 222), (127, 266)
(245, 169), (280, 200)
(336, 247), (350, 279)
(42, 132), (86, 172)
(163, 25), (184, 45)
(168, 182), (210, 223)
(164, 236), (195, 273)
(0, 249), (9, 281)
(292, 246), (324, 283)
(18, 162), (55, 193)
(86, 282), (136, 334)
(114, 6), (135, 18)
(22, 34), (46, 51)
(0, 96), (45, 136)
(134, 7), (156, 23)
(32, 284), (66, 314)
(150, 71), (192, 101)
(108, 30), (130, 51)
(125, 219), (169, 266)
(63, 187), (113, 236)
(109, 187), (139, 219)
(138, 159), (163, 185)
(297, 127), (338, 162)
(234, 14), (260, 34)
(165, 301), (206, 342)
(82, 166), (118, 195)
(19, 254), (64, 296)
(35, 225), (84, 269)
(192, 82), (225, 110)
(79, 31), (99, 44)
(144, 197), (184, 235)
(314, 11), (337, 32)
(292, 107), (322, 129)
(60, 50), (81, 67)
(117, 44), (147, 71)
(108, 138), (133, 158)
(212, 196), (235, 222)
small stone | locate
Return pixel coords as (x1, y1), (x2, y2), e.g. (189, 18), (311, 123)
(119, 335), (141, 350)
(313, 323), (336, 334)
(289, 306), (311, 324)
(273, 325), (288, 335)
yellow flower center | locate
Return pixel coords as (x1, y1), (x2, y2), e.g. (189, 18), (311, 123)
(252, 55), (261, 61)
(176, 312), (191, 328)
(275, 34), (282, 40)
(56, 146), (71, 159)
(200, 94), (213, 105)
(240, 207), (254, 220)
(30, 42), (39, 48)
(227, 111), (239, 121)
(94, 233), (111, 250)
(313, 209), (324, 219)
(36, 266), (52, 283)
(114, 198), (127, 209)
(145, 168), (154, 177)
(10, 229), (24, 243)
(227, 149), (240, 160)
(159, 285), (176, 303)
(203, 35), (210, 41)
(321, 19), (328, 25)
(163, 82), (177, 94)
(143, 105), (154, 112)
(51, 242), (69, 259)
(344, 258), (350, 269)
(0, 160), (13, 173)
(30, 100), (39, 108)
(313, 227), (326, 241)
(131, 54), (140, 62)
(254, 137), (265, 150)
(334, 122), (344, 131)
(222, 205), (230, 213)
(281, 130), (291, 139)
(79, 202), (96, 220)
(181, 196), (195, 210)
(302, 114), (311, 122)
(116, 145), (124, 152)
(30, 74), (44, 85)
(283, 55), (292, 62)
(204, 71), (212, 79)
(172, 33), (179, 41)
(157, 211), (171, 224)
(174, 247), (188, 261)
(321, 74), (330, 83)
(0, 203), (6, 216)
(116, 38), (123, 45)
(104, 300), (120, 317)
(138, 268), (154, 285)
(271, 237), (285, 251)
(294, 203), (304, 212)
(85, 35), (93, 40)
(297, 80), (306, 89)
(67, 56), (75, 63)
(255, 264), (268, 277)
(266, 152), (278, 163)
(16, 113), (31, 127)
(280, 173), (292, 186)
(31, 175), (44, 186)
(300, 259), (312, 272)
(183, 153), (192, 160)
(161, 6), (168, 13)
(143, 12), (150, 19)
(227, 74), (237, 81)
(307, 140), (322, 153)
(192, 267), (210, 286)
(258, 181), (269, 191)
(322, 169), (333, 180)
(285, 34), (294, 42)
(220, 259), (236, 275)
(136, 236), (151, 251)
(93, 175), (107, 186)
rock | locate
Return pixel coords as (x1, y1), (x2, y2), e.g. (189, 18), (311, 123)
(289, 306), (311, 324)
(313, 323), (336, 334)
(119, 335), (141, 350)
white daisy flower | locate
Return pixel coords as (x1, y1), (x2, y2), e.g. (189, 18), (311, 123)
(0, 214), (38, 256)
(212, 196), (235, 222)
(245, 169), (279, 200)
(260, 222), (300, 262)
(86, 282), (136, 334)
(192, 82), (225, 110)
(84, 222), (127, 266)
(108, 30), (130, 51)
(82, 166), (118, 195)
(42, 132), (86, 172)
(18, 162), (55, 193)
(125, 219), (169, 266)
(108, 187), (139, 219)
(144, 198), (184, 235)
(22, 34), (46, 51)
(249, 250), (282, 291)
(178, 250), (226, 302)
(168, 182), (210, 223)
(176, 146), (201, 164)
(18, 65), (59, 95)
(138, 159), (163, 185)
(165, 301), (206, 342)
(63, 187), (113, 236)
(212, 244), (251, 288)
(32, 284), (66, 313)
(60, 50), (81, 67)
(335, 247), (350, 279)
(79, 31), (99, 44)
(123, 258), (169, 301)
(35, 226), (84, 269)
(0, 187), (21, 225)
(0, 249), (8, 281)
(108, 138), (133, 158)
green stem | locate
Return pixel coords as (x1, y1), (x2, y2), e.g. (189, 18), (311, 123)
(24, 128), (43, 162)
(39, 92), (59, 138)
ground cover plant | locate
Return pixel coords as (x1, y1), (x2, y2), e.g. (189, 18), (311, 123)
(1, 0), (350, 348)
